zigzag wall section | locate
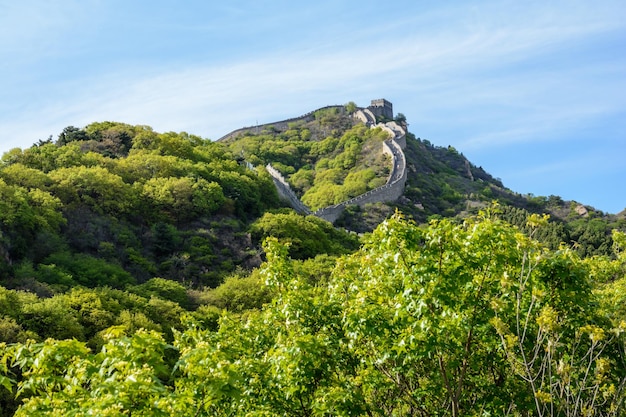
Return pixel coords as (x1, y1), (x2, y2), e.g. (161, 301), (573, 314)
(265, 164), (312, 215)
(314, 120), (407, 223)
(217, 102), (408, 224)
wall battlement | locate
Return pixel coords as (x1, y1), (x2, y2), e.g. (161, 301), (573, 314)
(265, 164), (312, 215)
(369, 99), (393, 120)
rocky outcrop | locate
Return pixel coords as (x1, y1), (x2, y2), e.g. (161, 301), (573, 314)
(575, 204), (589, 217)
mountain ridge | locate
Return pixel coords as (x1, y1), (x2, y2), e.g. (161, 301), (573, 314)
(0, 99), (624, 296)
(259, 107), (407, 223)
(219, 98), (625, 254)
(0, 102), (624, 417)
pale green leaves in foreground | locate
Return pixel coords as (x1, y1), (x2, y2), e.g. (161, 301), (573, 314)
(1, 211), (625, 416)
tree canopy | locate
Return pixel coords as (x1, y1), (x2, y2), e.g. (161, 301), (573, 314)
(1, 113), (625, 416)
(1, 209), (624, 416)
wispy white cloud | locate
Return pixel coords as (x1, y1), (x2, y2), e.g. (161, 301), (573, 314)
(0, 0), (624, 153)
(0, 0), (624, 213)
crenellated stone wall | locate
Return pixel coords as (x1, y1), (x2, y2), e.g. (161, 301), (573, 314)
(313, 125), (407, 223)
(353, 108), (377, 126)
(218, 100), (408, 224)
(265, 164), (312, 215)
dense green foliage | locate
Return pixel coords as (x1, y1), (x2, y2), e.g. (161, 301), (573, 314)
(226, 114), (391, 210)
(1, 211), (624, 416)
(250, 210), (360, 259)
(0, 119), (368, 415)
(1, 105), (625, 416)
(0, 122), (287, 292)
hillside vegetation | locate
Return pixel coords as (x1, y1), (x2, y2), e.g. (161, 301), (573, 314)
(222, 106), (626, 256)
(0, 103), (625, 415)
(0, 123), (284, 289)
(1, 211), (625, 416)
(224, 107), (392, 210)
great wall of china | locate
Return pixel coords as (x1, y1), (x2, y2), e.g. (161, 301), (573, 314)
(218, 100), (408, 223)
(216, 105), (346, 142)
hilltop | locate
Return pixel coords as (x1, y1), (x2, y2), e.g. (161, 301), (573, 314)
(1, 99), (624, 296)
(219, 99), (625, 255)
(1, 100), (625, 416)
(0, 100), (624, 297)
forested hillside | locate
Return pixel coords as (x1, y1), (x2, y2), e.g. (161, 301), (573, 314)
(0, 123), (284, 288)
(1, 211), (625, 415)
(1, 104), (625, 415)
(222, 106), (626, 255)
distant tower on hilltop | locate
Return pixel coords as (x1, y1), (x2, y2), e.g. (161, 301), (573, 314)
(368, 98), (393, 120)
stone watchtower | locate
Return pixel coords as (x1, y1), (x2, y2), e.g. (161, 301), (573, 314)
(368, 98), (393, 120)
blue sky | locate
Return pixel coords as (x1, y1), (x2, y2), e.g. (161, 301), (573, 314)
(1, 0), (625, 213)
